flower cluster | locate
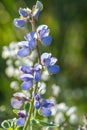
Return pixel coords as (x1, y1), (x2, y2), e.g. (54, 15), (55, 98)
(1, 1), (60, 129)
(14, 1), (43, 27)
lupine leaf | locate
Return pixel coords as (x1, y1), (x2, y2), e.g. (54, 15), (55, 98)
(1, 120), (10, 129)
(31, 119), (59, 127)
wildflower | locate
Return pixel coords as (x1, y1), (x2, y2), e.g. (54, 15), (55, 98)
(41, 53), (60, 74)
(14, 19), (27, 27)
(36, 25), (52, 46)
(11, 99), (23, 109)
(17, 110), (27, 126)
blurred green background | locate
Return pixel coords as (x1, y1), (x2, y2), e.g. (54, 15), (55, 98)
(0, 0), (87, 126)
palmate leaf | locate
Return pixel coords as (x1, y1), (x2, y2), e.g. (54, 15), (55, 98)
(31, 119), (59, 128)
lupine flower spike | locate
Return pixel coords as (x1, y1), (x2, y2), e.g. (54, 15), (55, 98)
(1, 1), (60, 130)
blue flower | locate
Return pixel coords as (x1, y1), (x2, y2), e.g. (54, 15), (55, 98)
(17, 32), (36, 57)
(33, 1), (43, 20)
(41, 53), (60, 74)
(17, 110), (27, 126)
(19, 8), (29, 17)
(41, 99), (54, 108)
(41, 107), (52, 116)
(36, 25), (52, 46)
(34, 100), (41, 109)
(11, 99), (23, 109)
(21, 81), (33, 90)
(41, 100), (54, 116)
(17, 117), (26, 126)
(13, 92), (28, 101)
(14, 19), (27, 27)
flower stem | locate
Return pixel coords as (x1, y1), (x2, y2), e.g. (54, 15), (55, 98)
(23, 16), (41, 130)
(31, 16), (41, 64)
(23, 83), (38, 130)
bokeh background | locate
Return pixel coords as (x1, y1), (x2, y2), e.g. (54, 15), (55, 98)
(0, 0), (87, 128)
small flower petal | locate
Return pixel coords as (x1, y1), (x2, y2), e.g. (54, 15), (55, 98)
(41, 36), (52, 46)
(41, 107), (52, 116)
(34, 71), (41, 82)
(20, 74), (33, 81)
(41, 100), (54, 108)
(18, 41), (29, 47)
(34, 101), (40, 109)
(33, 8), (40, 20)
(48, 65), (60, 74)
(29, 40), (36, 50)
(36, 1), (43, 11)
(14, 19), (26, 27)
(17, 47), (30, 57)
(16, 117), (26, 126)
(13, 92), (28, 101)
(21, 66), (32, 73)
(11, 99), (23, 109)
(21, 81), (33, 90)
(19, 8), (29, 17)
(41, 53), (51, 63)
(37, 25), (48, 33)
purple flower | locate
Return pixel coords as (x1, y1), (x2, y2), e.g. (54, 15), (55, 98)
(19, 8), (29, 17)
(21, 81), (33, 90)
(13, 92), (28, 101)
(20, 74), (33, 82)
(34, 93), (41, 101)
(17, 117), (26, 126)
(41, 99), (54, 108)
(41, 107), (52, 116)
(40, 99), (54, 116)
(33, 1), (43, 20)
(41, 53), (60, 74)
(36, 25), (52, 46)
(11, 99), (23, 109)
(16, 110), (27, 126)
(34, 100), (41, 109)
(14, 19), (26, 27)
(18, 110), (27, 118)
(17, 32), (36, 57)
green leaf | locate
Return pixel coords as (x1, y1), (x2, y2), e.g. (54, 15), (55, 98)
(31, 119), (59, 128)
(1, 120), (10, 129)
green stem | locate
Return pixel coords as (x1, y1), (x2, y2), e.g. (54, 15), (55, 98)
(23, 83), (38, 130)
(23, 16), (41, 130)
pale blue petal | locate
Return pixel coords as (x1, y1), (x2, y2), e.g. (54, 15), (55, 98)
(37, 25), (48, 33)
(48, 65), (60, 74)
(17, 117), (25, 126)
(21, 81), (33, 90)
(29, 40), (36, 50)
(41, 36), (52, 46)
(20, 74), (33, 81)
(34, 71), (41, 82)
(41, 53), (51, 63)
(21, 66), (32, 73)
(17, 47), (30, 57)
(14, 19), (26, 27)
(11, 99), (23, 109)
(41, 107), (51, 116)
(19, 8), (28, 17)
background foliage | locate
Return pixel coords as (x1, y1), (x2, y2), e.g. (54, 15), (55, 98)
(0, 0), (87, 127)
